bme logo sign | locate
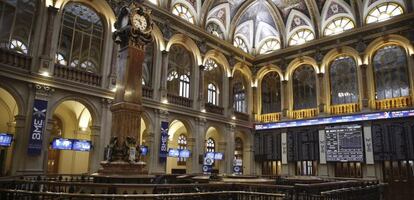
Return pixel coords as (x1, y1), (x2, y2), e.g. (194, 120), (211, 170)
(27, 99), (48, 156)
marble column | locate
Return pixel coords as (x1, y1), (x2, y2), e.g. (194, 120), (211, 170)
(360, 64), (369, 109)
(150, 109), (169, 174)
(191, 117), (206, 173)
(317, 73), (325, 114)
(89, 126), (102, 173)
(159, 50), (169, 101)
(218, 141), (227, 173)
(39, 6), (58, 73)
(281, 80), (288, 119)
(10, 115), (27, 174)
(199, 65), (205, 110)
(225, 124), (235, 174)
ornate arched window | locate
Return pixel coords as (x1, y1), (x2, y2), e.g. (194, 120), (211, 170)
(234, 36), (248, 53)
(207, 83), (218, 105)
(179, 74), (190, 98)
(233, 82), (246, 113)
(0, 0), (38, 54)
(324, 17), (355, 36)
(261, 72), (281, 114)
(259, 39), (280, 55)
(289, 29), (315, 46)
(330, 56), (359, 105)
(168, 45), (192, 97)
(172, 3), (195, 24)
(293, 65), (317, 110)
(366, 2), (403, 24)
(178, 134), (187, 163)
(56, 3), (104, 73)
(373, 45), (410, 100)
(206, 138), (215, 153)
(206, 23), (224, 39)
(205, 58), (218, 71)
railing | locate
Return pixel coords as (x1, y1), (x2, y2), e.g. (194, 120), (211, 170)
(53, 64), (102, 87)
(375, 96), (412, 110)
(0, 189), (285, 200)
(234, 111), (250, 121)
(0, 48), (31, 70)
(288, 108), (318, 119)
(256, 112), (281, 122)
(167, 94), (193, 107)
(205, 103), (224, 115)
(0, 174), (386, 200)
(142, 86), (154, 99)
(330, 103), (360, 115)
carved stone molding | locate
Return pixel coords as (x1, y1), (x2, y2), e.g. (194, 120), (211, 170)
(33, 84), (54, 98)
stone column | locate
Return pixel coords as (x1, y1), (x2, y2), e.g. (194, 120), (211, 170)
(245, 143), (255, 175)
(199, 65), (205, 110)
(150, 109), (169, 174)
(360, 64), (370, 109)
(218, 141), (227, 173)
(317, 73), (325, 115)
(89, 126), (102, 173)
(281, 80), (289, 119)
(227, 77), (234, 117)
(252, 86), (257, 120)
(38, 6), (58, 73)
(225, 124), (235, 174)
(15, 84), (54, 174)
(10, 115), (27, 174)
(191, 117), (206, 174)
(98, 2), (153, 175)
(159, 50), (169, 101)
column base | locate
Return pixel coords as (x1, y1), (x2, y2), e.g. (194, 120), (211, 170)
(92, 161), (153, 183)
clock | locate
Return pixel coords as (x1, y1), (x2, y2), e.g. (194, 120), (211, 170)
(132, 14), (148, 32)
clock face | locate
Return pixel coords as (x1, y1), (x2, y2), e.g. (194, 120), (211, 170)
(132, 14), (147, 32)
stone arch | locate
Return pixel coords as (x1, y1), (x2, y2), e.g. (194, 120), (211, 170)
(166, 34), (202, 66)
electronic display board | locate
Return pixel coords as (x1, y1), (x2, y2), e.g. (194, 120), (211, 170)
(72, 140), (91, 152)
(51, 138), (73, 150)
(325, 124), (364, 162)
(0, 133), (13, 147)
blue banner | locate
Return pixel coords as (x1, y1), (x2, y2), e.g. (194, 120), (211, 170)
(255, 109), (414, 130)
(159, 121), (169, 159)
(27, 99), (48, 155)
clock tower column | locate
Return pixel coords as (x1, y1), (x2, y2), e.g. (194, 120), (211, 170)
(97, 1), (153, 176)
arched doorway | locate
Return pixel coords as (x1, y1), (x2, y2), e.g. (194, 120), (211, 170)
(166, 120), (191, 174)
(0, 88), (19, 176)
(47, 101), (93, 174)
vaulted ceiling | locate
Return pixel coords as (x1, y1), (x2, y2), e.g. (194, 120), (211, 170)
(148, 0), (409, 55)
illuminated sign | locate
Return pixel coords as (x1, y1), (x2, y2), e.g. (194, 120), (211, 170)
(140, 146), (148, 156)
(255, 109), (414, 130)
(179, 149), (191, 158)
(0, 133), (13, 147)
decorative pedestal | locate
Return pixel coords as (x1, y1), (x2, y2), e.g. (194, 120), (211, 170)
(92, 161), (154, 183)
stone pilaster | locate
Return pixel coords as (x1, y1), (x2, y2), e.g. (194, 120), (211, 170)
(360, 64), (369, 109)
(199, 65), (205, 110)
(281, 80), (289, 119)
(317, 72), (325, 114)
(149, 109), (169, 174)
(39, 6), (58, 74)
(89, 126), (102, 173)
(191, 117), (206, 173)
(225, 124), (235, 174)
(160, 50), (169, 101)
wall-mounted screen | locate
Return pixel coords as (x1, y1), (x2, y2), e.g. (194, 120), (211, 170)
(51, 138), (73, 150)
(214, 152), (224, 160)
(140, 146), (148, 156)
(325, 124), (364, 162)
(179, 149), (190, 158)
(72, 140), (91, 152)
(168, 149), (180, 157)
(0, 133), (13, 147)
